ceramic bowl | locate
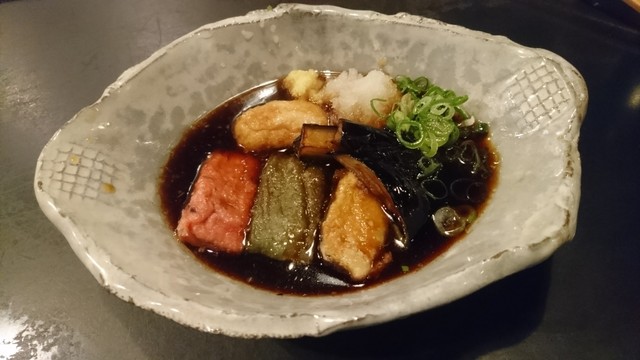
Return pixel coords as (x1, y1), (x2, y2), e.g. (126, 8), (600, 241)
(34, 4), (587, 338)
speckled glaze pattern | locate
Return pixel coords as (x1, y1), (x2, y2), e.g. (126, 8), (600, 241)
(34, 4), (587, 338)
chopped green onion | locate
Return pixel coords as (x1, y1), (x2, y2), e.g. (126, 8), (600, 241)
(384, 75), (472, 160)
(459, 140), (481, 174)
(432, 206), (466, 237)
(455, 106), (470, 120)
(451, 95), (469, 106)
(396, 75), (429, 96)
(413, 77), (429, 92)
(421, 178), (448, 200)
(422, 131), (439, 158)
(395, 120), (424, 149)
(433, 205), (479, 237)
(430, 102), (455, 119)
(399, 93), (416, 115)
(370, 98), (386, 118)
(413, 95), (433, 115)
(417, 156), (441, 177)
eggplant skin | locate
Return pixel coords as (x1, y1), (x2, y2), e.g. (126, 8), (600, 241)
(338, 121), (430, 244)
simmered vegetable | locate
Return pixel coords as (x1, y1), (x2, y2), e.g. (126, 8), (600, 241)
(295, 124), (340, 159)
(247, 153), (326, 264)
(320, 170), (391, 281)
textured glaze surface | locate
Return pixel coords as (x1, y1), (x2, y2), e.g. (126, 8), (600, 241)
(34, 4), (587, 338)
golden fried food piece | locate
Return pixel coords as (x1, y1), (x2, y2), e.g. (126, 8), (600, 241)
(233, 100), (328, 152)
(319, 171), (391, 282)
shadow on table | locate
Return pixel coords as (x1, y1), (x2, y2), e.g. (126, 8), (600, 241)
(283, 258), (552, 359)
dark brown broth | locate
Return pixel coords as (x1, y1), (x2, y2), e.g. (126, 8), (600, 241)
(159, 78), (499, 296)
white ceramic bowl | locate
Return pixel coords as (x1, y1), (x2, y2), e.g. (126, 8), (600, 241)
(34, 4), (587, 338)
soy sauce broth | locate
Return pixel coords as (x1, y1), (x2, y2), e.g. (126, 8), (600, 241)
(159, 76), (499, 296)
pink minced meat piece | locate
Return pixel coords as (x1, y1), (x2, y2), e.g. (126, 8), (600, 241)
(176, 151), (260, 254)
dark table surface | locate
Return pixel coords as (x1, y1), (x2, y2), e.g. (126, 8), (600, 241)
(1, 0), (639, 359)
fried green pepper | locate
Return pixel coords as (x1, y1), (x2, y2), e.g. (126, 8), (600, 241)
(247, 153), (326, 263)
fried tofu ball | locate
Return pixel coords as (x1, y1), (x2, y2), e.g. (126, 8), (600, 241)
(233, 100), (328, 152)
